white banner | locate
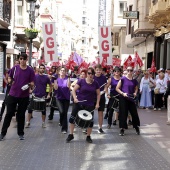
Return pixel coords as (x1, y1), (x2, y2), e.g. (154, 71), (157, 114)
(42, 22), (58, 62)
(99, 26), (112, 65)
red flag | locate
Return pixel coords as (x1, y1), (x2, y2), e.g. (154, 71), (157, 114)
(69, 60), (77, 71)
(135, 52), (144, 67)
(112, 58), (121, 66)
(123, 55), (135, 68)
(78, 61), (89, 72)
(101, 57), (107, 67)
(150, 57), (157, 73)
(52, 61), (61, 67)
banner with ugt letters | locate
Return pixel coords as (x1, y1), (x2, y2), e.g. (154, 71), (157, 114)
(42, 22), (58, 62)
(99, 26), (112, 65)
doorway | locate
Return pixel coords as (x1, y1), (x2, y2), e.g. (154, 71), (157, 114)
(147, 52), (153, 69)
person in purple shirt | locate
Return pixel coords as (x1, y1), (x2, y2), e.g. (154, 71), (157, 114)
(54, 66), (71, 133)
(25, 64), (52, 128)
(94, 64), (107, 133)
(66, 67), (100, 143)
(106, 66), (121, 128)
(0, 53), (35, 141)
(116, 66), (140, 136)
(48, 66), (60, 121)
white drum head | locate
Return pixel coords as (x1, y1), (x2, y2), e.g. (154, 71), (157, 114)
(78, 110), (92, 121)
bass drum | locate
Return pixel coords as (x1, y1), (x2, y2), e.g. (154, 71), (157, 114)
(75, 110), (92, 128)
(31, 98), (46, 112)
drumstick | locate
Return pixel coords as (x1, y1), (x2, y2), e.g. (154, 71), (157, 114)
(100, 83), (107, 88)
(78, 100), (87, 102)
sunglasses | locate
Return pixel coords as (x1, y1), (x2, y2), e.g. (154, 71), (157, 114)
(19, 58), (26, 60)
(127, 69), (133, 72)
(87, 72), (93, 75)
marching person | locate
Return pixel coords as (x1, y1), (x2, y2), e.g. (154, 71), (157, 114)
(94, 64), (107, 133)
(116, 66), (140, 136)
(48, 66), (60, 120)
(25, 64), (52, 128)
(66, 67), (100, 143)
(0, 53), (35, 141)
(53, 66), (71, 133)
(106, 66), (121, 128)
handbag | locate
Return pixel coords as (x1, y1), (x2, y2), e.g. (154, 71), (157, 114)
(149, 79), (155, 88)
(154, 88), (160, 94)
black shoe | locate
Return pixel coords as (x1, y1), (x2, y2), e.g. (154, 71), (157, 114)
(113, 120), (116, 125)
(107, 124), (111, 129)
(128, 120), (132, 126)
(104, 113), (108, 119)
(119, 129), (124, 136)
(86, 136), (93, 143)
(66, 134), (74, 143)
(135, 127), (140, 135)
(19, 135), (25, 140)
(98, 128), (104, 134)
(48, 115), (53, 120)
(0, 134), (5, 141)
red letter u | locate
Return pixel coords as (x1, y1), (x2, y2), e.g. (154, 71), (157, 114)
(45, 24), (53, 35)
(101, 27), (108, 38)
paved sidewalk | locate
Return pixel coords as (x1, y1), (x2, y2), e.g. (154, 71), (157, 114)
(0, 93), (170, 170)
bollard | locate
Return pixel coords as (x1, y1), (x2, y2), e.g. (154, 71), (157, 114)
(167, 95), (170, 125)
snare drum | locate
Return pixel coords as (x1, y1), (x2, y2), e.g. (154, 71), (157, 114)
(50, 96), (58, 109)
(75, 110), (92, 128)
(31, 98), (46, 111)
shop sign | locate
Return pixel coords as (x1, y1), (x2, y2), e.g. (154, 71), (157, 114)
(14, 44), (26, 52)
(165, 33), (170, 40)
(123, 11), (139, 19)
(0, 29), (11, 41)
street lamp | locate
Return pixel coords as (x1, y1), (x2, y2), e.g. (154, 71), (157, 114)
(25, 0), (40, 66)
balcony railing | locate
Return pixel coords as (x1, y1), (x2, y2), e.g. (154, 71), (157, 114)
(131, 26), (148, 39)
(2, 0), (11, 24)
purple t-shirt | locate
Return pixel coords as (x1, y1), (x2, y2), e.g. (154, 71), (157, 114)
(94, 75), (107, 98)
(77, 79), (100, 106)
(9, 65), (35, 98)
(121, 76), (138, 95)
(110, 77), (119, 95)
(56, 77), (70, 100)
(33, 74), (51, 97)
(51, 73), (58, 83)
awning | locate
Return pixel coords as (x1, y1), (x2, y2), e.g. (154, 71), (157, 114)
(6, 48), (20, 55)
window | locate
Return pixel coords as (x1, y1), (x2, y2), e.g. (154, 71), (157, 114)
(82, 37), (86, 44)
(82, 17), (86, 25)
(16, 6), (24, 25)
(119, 1), (127, 16)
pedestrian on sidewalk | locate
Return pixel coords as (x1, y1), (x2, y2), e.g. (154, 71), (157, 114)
(139, 72), (155, 109)
(0, 53), (35, 141)
(116, 66), (140, 136)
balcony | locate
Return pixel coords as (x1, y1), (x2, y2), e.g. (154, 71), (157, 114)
(0, 0), (11, 28)
(149, 0), (167, 17)
(133, 20), (154, 34)
(125, 27), (147, 47)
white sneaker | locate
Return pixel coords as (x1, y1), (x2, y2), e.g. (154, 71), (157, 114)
(158, 108), (161, 111)
(25, 122), (30, 128)
(42, 122), (46, 128)
(153, 108), (157, 111)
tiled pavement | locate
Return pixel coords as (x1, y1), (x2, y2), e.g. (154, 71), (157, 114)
(0, 93), (170, 170)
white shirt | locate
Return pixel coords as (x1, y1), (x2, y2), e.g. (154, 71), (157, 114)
(155, 78), (167, 93)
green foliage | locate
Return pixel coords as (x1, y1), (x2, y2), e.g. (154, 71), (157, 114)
(24, 28), (40, 33)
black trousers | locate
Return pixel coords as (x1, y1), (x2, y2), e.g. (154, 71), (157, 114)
(119, 97), (140, 129)
(1, 95), (29, 136)
(56, 99), (70, 131)
(154, 93), (164, 108)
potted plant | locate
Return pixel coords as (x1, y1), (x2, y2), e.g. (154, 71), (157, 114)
(24, 28), (39, 39)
